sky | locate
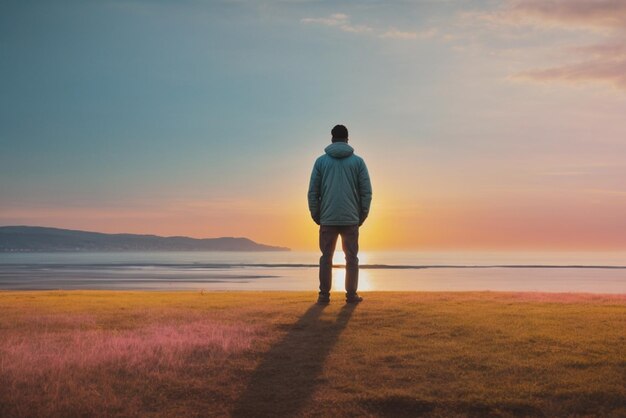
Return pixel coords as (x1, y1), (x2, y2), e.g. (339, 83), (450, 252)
(1, 0), (626, 251)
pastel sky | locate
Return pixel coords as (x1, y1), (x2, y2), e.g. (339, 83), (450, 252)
(2, 0), (626, 250)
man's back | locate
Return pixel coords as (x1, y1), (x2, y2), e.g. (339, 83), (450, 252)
(308, 142), (372, 226)
(308, 124), (371, 305)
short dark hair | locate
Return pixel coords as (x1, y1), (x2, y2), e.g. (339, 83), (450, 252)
(331, 124), (348, 141)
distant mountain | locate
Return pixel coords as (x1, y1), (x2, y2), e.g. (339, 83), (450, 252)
(0, 226), (290, 252)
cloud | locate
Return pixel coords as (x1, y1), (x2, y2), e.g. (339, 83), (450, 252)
(509, 0), (626, 29)
(468, 0), (626, 30)
(512, 58), (626, 89)
(469, 1), (626, 90)
(538, 171), (588, 177)
(300, 13), (349, 27)
(571, 41), (626, 58)
(301, 13), (373, 34)
(584, 188), (626, 197)
(301, 13), (427, 40)
(380, 28), (436, 40)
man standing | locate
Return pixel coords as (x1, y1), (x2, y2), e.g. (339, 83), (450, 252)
(307, 124), (372, 304)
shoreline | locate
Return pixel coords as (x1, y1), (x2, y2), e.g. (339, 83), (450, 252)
(2, 289), (625, 301)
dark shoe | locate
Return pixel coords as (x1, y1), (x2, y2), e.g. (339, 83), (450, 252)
(317, 294), (330, 305)
(346, 294), (363, 303)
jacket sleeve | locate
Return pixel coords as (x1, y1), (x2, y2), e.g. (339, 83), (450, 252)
(358, 159), (372, 221)
(307, 160), (322, 223)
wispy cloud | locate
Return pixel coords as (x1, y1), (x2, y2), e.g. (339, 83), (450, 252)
(512, 58), (626, 89)
(538, 171), (588, 177)
(300, 13), (373, 34)
(380, 27), (437, 40)
(300, 13), (348, 27)
(584, 188), (626, 197)
(300, 13), (432, 40)
(508, 0), (626, 29)
(572, 41), (626, 57)
(467, 0), (626, 30)
(468, 0), (626, 90)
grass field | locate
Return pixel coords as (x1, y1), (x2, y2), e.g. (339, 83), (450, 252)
(0, 290), (624, 417)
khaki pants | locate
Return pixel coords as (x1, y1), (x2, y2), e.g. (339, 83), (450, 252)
(318, 224), (359, 296)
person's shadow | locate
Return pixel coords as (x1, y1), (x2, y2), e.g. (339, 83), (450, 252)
(231, 303), (357, 417)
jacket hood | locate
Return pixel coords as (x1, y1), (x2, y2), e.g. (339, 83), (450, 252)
(324, 142), (354, 159)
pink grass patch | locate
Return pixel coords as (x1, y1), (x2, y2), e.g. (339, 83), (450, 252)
(0, 317), (260, 416)
(1, 320), (257, 375)
(15, 312), (98, 329)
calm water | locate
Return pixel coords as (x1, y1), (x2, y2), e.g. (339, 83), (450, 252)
(1, 251), (625, 293)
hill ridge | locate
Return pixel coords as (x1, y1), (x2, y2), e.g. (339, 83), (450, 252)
(0, 225), (290, 252)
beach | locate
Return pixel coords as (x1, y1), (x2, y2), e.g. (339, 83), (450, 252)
(1, 290), (624, 417)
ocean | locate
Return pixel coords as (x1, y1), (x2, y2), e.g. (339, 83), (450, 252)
(1, 250), (625, 293)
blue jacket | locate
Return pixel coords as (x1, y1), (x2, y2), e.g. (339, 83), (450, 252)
(307, 142), (372, 226)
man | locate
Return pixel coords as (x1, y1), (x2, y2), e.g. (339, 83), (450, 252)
(307, 124), (372, 304)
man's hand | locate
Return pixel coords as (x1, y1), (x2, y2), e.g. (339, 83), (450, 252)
(312, 214), (321, 225)
(359, 212), (368, 226)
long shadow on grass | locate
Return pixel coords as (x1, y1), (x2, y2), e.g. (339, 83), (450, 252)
(232, 303), (356, 417)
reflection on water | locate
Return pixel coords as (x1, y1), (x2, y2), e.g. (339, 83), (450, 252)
(332, 250), (375, 292)
(330, 250), (372, 292)
(331, 269), (372, 292)
(331, 250), (370, 266)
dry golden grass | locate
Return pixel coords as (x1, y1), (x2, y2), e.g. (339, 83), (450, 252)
(0, 290), (624, 417)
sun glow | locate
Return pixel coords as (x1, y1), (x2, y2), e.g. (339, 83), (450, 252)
(331, 268), (372, 292)
(331, 249), (372, 292)
(331, 249), (369, 266)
